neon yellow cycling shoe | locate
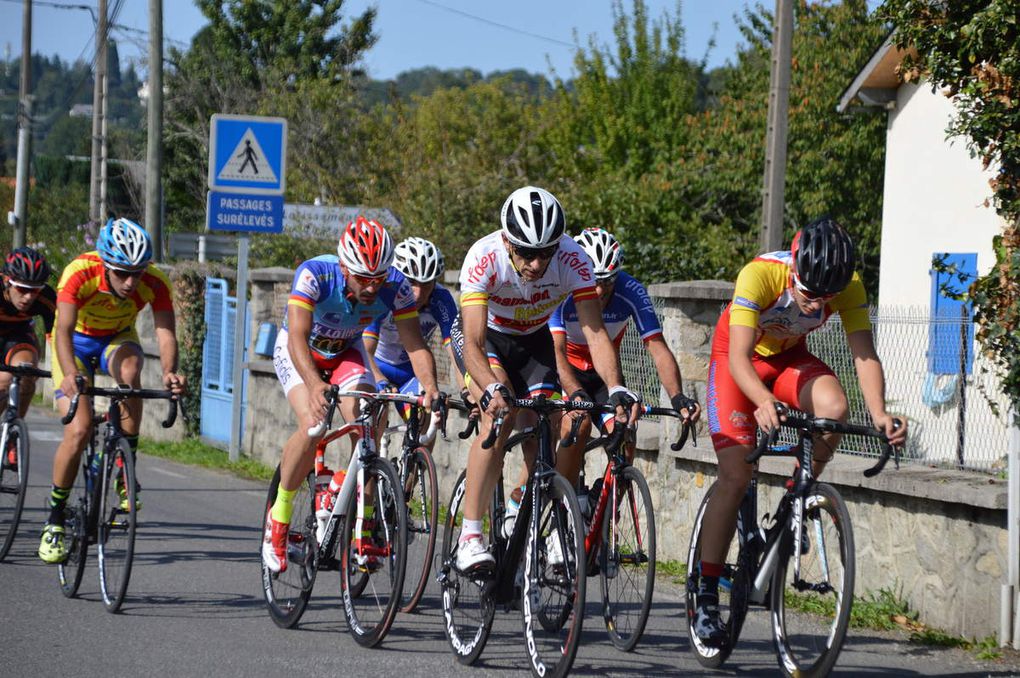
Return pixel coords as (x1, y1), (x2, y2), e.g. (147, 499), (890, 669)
(114, 476), (142, 512)
(38, 524), (68, 564)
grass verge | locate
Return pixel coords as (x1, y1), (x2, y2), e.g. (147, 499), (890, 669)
(141, 436), (275, 482)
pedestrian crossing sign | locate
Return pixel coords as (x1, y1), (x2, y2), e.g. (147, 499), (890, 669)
(208, 114), (287, 195)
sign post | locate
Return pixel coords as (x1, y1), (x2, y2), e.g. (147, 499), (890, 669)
(207, 114), (287, 460)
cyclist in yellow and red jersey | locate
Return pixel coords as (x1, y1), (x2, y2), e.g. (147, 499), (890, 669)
(0, 247), (56, 470)
(39, 218), (186, 564)
(692, 217), (907, 646)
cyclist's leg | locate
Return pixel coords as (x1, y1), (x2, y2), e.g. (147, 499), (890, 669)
(773, 347), (845, 475)
(9, 342), (40, 418)
(103, 332), (145, 508)
(43, 338), (97, 562)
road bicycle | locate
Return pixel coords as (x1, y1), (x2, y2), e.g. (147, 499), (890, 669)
(0, 362), (51, 561)
(438, 394), (630, 678)
(261, 387), (447, 646)
(58, 375), (179, 613)
(565, 402), (694, 652)
(685, 404), (900, 677)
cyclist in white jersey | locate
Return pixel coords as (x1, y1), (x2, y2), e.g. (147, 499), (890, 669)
(450, 186), (639, 572)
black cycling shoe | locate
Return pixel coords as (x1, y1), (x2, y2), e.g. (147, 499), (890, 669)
(693, 598), (728, 648)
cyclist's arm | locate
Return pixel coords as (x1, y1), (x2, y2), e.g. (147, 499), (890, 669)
(460, 303), (502, 393)
(286, 304), (327, 392)
(395, 314), (439, 398)
(551, 330), (583, 398)
(728, 324), (782, 431)
(646, 335), (683, 400)
(361, 332), (389, 386)
(152, 309), (185, 393)
(55, 301), (81, 396)
(445, 342), (468, 392)
(846, 329), (907, 446)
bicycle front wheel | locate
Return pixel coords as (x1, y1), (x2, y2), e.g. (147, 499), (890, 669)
(400, 446), (439, 613)
(685, 480), (750, 668)
(437, 469), (494, 666)
(770, 482), (855, 678)
(600, 464), (656, 652)
(98, 438), (137, 612)
(339, 456), (407, 648)
(58, 449), (92, 598)
(0, 419), (29, 560)
(261, 466), (317, 628)
(522, 471), (586, 678)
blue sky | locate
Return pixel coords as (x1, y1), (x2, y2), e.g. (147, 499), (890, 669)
(1, 0), (756, 79)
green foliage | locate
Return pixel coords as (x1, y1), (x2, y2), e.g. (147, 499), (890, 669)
(881, 0), (1020, 423)
(141, 435), (274, 481)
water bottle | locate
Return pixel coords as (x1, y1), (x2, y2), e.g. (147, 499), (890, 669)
(87, 450), (102, 493)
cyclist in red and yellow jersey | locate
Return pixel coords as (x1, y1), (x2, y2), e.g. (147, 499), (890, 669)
(38, 218), (186, 564)
(692, 217), (907, 645)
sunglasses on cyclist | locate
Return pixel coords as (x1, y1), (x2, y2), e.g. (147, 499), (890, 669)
(511, 243), (559, 261)
(8, 281), (45, 293)
(106, 266), (146, 280)
(349, 271), (388, 286)
(792, 274), (835, 302)
(595, 273), (619, 287)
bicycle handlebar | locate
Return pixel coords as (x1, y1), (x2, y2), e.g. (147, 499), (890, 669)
(306, 387), (451, 440)
(61, 375), (179, 428)
(744, 403), (902, 477)
(0, 362), (51, 379)
(447, 397), (480, 440)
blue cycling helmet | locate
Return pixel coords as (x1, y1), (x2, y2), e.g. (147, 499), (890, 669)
(97, 218), (153, 270)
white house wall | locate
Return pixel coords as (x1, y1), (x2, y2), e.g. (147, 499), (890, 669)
(876, 81), (1008, 466)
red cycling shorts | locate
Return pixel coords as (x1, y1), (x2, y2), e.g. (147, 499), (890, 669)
(706, 341), (835, 450)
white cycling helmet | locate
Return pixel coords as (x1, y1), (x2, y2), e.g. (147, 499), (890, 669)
(97, 217), (153, 270)
(574, 227), (623, 280)
(394, 237), (445, 283)
(500, 186), (566, 248)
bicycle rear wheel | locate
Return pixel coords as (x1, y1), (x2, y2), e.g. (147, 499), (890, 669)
(600, 464), (655, 652)
(339, 456), (407, 647)
(437, 469), (494, 665)
(98, 438), (137, 612)
(685, 480), (750, 668)
(770, 482), (855, 678)
(0, 419), (29, 560)
(261, 466), (317, 628)
(400, 446), (439, 613)
(58, 451), (91, 598)
(522, 471), (586, 678)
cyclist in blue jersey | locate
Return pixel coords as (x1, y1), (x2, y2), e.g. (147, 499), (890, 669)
(501, 228), (701, 529)
(364, 237), (468, 418)
(263, 217), (440, 574)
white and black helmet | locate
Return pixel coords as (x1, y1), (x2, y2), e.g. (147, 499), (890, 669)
(500, 186), (566, 248)
(394, 237), (445, 283)
(574, 227), (623, 279)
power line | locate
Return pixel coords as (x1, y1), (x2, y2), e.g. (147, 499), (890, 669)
(411, 0), (575, 50)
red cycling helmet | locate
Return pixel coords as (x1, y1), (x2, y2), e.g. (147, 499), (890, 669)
(337, 216), (395, 276)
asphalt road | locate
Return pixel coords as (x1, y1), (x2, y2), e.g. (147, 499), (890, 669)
(3, 409), (1018, 677)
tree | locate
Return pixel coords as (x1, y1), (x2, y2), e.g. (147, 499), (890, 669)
(881, 0), (1020, 421)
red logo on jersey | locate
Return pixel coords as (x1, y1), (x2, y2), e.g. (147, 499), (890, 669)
(558, 250), (592, 281)
(466, 251), (498, 284)
(491, 289), (551, 307)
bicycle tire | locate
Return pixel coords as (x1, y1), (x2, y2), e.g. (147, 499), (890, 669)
(261, 466), (318, 628)
(400, 446), (439, 613)
(438, 469), (495, 665)
(58, 449), (91, 598)
(685, 480), (750, 668)
(0, 419), (29, 560)
(521, 471), (586, 678)
(339, 456), (407, 648)
(98, 438), (137, 612)
(770, 482), (855, 678)
(600, 464), (655, 652)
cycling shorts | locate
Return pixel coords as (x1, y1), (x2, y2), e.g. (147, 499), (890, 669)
(51, 328), (142, 398)
(572, 367), (615, 429)
(451, 317), (560, 399)
(0, 330), (39, 365)
(706, 342), (835, 450)
(273, 328), (373, 397)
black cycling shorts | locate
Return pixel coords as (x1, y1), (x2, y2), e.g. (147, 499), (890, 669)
(0, 330), (39, 365)
(451, 317), (560, 399)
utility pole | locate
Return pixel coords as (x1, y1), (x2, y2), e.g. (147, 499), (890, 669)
(145, 0), (164, 260)
(11, 0), (32, 249)
(89, 0), (108, 223)
(759, 0), (794, 253)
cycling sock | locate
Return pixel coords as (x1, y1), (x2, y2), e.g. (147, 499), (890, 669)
(271, 486), (298, 524)
(460, 518), (483, 542)
(699, 560), (723, 599)
(360, 505), (375, 538)
(509, 484), (525, 508)
(47, 485), (71, 525)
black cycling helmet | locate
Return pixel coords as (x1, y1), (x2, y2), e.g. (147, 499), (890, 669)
(791, 217), (856, 296)
(3, 247), (51, 287)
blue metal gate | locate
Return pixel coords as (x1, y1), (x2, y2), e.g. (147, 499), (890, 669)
(201, 278), (248, 444)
